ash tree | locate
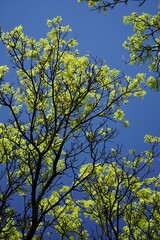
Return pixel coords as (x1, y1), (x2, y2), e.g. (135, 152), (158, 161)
(77, 0), (148, 12)
(0, 16), (149, 239)
(123, 11), (160, 88)
(59, 1), (160, 239)
(59, 145), (160, 239)
(77, 0), (160, 88)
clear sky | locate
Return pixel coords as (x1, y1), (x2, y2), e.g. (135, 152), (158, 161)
(0, 1), (159, 238)
(0, 0), (159, 153)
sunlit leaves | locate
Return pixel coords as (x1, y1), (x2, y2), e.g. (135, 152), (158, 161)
(113, 109), (124, 121)
(77, 0), (147, 12)
(144, 134), (160, 143)
(77, 0), (98, 7)
(123, 12), (160, 88)
(0, 65), (9, 79)
(0, 218), (22, 239)
(64, 152), (160, 239)
(0, 15), (158, 239)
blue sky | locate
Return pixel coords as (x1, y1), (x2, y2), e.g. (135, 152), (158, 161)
(0, 0), (159, 152)
(0, 1), (159, 238)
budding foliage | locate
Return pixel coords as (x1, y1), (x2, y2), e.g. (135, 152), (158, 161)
(123, 12), (160, 89)
(0, 16), (156, 239)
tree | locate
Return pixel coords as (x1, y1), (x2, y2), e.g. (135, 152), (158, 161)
(77, 0), (160, 87)
(55, 146), (160, 239)
(1, 0), (160, 238)
(123, 11), (160, 89)
(77, 0), (148, 12)
(0, 16), (147, 239)
(57, 2), (160, 239)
